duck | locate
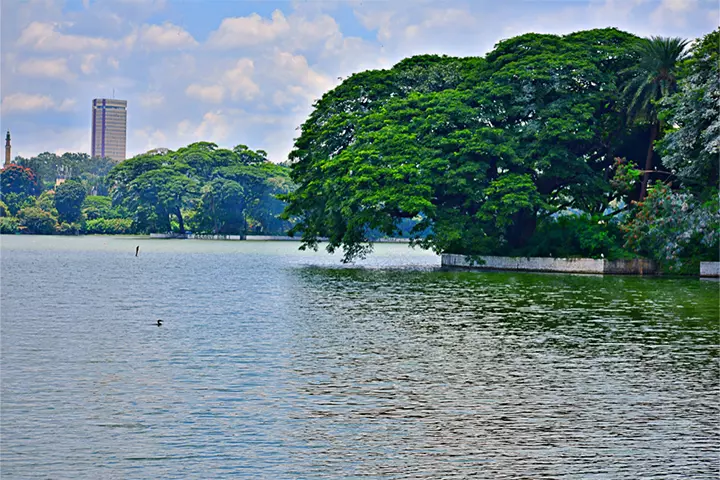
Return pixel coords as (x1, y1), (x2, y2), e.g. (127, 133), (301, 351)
(157, 319), (163, 327)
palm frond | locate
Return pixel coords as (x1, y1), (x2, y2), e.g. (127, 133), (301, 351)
(620, 36), (690, 123)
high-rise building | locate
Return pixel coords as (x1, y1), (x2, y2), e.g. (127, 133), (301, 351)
(91, 98), (127, 161)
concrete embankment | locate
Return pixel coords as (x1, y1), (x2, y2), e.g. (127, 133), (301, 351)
(441, 254), (658, 275)
(700, 262), (720, 278)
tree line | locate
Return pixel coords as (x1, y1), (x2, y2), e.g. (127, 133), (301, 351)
(281, 27), (719, 271)
(0, 142), (294, 237)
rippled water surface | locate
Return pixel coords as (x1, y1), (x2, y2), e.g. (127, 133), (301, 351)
(1, 235), (718, 479)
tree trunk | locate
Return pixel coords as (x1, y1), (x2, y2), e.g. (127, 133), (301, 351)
(639, 122), (659, 201)
(176, 206), (185, 234)
(211, 194), (218, 234)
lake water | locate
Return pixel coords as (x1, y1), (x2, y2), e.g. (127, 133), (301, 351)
(1, 235), (718, 479)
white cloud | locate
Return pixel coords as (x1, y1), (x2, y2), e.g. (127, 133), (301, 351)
(207, 9), (341, 52)
(57, 98), (77, 111)
(139, 92), (165, 107)
(1, 93), (75, 113)
(107, 57), (120, 69)
(273, 51), (332, 93)
(404, 9), (476, 40)
(185, 84), (225, 103)
(17, 21), (114, 52)
(80, 54), (98, 74)
(208, 10), (290, 48)
(650, 0), (700, 27)
(17, 57), (75, 80)
(133, 127), (168, 151)
(222, 59), (261, 101)
(127, 22), (198, 50)
(184, 59), (260, 104)
(177, 111), (231, 143)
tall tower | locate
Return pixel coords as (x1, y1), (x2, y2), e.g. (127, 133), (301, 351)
(91, 98), (127, 161)
(4, 131), (10, 167)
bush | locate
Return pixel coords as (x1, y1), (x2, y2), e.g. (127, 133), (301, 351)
(517, 213), (630, 259)
(17, 207), (57, 235)
(84, 218), (134, 234)
(57, 222), (82, 235)
(82, 195), (113, 220)
(36, 191), (57, 216)
(621, 183), (719, 271)
(3, 193), (34, 216)
(54, 180), (86, 223)
(0, 217), (19, 234)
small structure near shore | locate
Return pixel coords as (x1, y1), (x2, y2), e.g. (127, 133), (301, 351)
(441, 254), (658, 275)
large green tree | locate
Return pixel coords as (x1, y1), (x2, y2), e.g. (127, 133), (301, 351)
(283, 28), (643, 261)
(54, 180), (87, 223)
(1, 164), (39, 197)
(657, 29), (719, 194)
(127, 169), (198, 234)
(107, 143), (294, 235)
(17, 207), (56, 234)
(0, 165), (40, 215)
(621, 36), (689, 199)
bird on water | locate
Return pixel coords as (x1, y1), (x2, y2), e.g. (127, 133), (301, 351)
(157, 319), (163, 327)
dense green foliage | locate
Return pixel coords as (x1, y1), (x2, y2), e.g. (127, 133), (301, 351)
(14, 153), (114, 194)
(621, 36), (689, 199)
(282, 27), (718, 267)
(107, 142), (293, 234)
(621, 183), (719, 272)
(17, 207), (57, 235)
(657, 29), (719, 194)
(0, 142), (294, 237)
(54, 181), (87, 223)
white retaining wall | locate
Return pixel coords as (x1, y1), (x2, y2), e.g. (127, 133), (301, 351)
(442, 254), (658, 275)
(700, 262), (720, 277)
(189, 234), (244, 240)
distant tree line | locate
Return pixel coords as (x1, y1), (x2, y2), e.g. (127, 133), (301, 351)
(0, 142), (296, 237)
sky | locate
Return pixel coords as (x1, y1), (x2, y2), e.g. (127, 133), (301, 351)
(1, 0), (717, 162)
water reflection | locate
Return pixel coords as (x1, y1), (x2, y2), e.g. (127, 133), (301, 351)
(285, 267), (719, 478)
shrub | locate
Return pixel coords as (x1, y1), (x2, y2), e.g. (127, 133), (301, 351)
(3, 193), (34, 216)
(54, 180), (86, 223)
(517, 213), (630, 259)
(36, 191), (57, 216)
(0, 217), (19, 234)
(82, 195), (112, 220)
(621, 183), (719, 270)
(84, 218), (134, 234)
(57, 222), (82, 235)
(17, 207), (57, 235)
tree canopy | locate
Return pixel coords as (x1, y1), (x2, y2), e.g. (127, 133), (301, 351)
(107, 142), (293, 235)
(282, 27), (717, 266)
(283, 28), (656, 261)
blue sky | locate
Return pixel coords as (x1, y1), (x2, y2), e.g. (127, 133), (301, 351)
(1, 0), (717, 162)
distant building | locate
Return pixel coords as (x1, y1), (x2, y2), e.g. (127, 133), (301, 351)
(5, 130), (11, 167)
(91, 98), (127, 161)
(55, 165), (69, 187)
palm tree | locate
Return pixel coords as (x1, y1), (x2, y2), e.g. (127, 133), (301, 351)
(622, 36), (689, 199)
